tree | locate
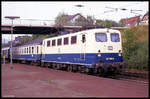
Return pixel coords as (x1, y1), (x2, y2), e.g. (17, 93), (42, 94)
(74, 15), (87, 26)
(119, 19), (125, 27)
(95, 19), (105, 27)
(95, 19), (120, 28)
(86, 15), (95, 26)
(104, 20), (112, 28)
(55, 12), (71, 27)
(55, 12), (95, 27)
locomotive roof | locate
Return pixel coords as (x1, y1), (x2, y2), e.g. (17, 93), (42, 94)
(43, 28), (120, 40)
(2, 47), (10, 50)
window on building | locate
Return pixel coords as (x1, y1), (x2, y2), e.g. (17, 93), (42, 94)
(52, 40), (56, 46)
(71, 36), (77, 44)
(64, 37), (69, 45)
(57, 38), (62, 46)
(47, 40), (50, 47)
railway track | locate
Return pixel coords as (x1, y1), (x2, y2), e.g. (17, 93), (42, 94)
(104, 71), (149, 84)
(3, 61), (148, 84)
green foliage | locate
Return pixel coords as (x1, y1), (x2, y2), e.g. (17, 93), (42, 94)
(119, 19), (125, 27)
(2, 43), (9, 47)
(54, 12), (95, 27)
(19, 36), (33, 45)
(104, 20), (112, 28)
(96, 19), (120, 28)
(74, 16), (87, 26)
(55, 12), (70, 27)
(122, 26), (149, 71)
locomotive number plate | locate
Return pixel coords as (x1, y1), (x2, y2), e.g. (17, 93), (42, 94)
(108, 46), (113, 50)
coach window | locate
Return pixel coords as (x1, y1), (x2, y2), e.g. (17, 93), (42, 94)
(24, 48), (26, 54)
(37, 46), (38, 54)
(32, 47), (34, 54)
(52, 40), (56, 46)
(27, 48), (28, 54)
(29, 47), (30, 53)
(47, 40), (50, 47)
(71, 36), (77, 44)
(57, 38), (62, 46)
(64, 37), (69, 45)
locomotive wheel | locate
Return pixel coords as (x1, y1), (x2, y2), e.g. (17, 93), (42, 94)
(52, 63), (56, 69)
(67, 65), (72, 72)
(84, 67), (89, 73)
(41, 62), (45, 67)
(93, 68), (98, 74)
(78, 66), (84, 73)
(57, 64), (61, 70)
(97, 67), (105, 76)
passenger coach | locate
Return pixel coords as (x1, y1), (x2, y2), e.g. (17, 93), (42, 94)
(12, 39), (43, 64)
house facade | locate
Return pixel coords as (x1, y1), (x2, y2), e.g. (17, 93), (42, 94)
(122, 12), (149, 27)
(139, 12), (149, 25)
(122, 16), (140, 27)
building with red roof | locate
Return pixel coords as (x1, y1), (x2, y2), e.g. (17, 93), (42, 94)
(139, 11), (149, 25)
(122, 16), (140, 27)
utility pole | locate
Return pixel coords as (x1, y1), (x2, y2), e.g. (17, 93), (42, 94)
(4, 16), (20, 69)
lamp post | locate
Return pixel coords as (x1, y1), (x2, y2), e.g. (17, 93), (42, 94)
(4, 16), (20, 69)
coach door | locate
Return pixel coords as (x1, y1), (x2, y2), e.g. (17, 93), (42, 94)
(80, 34), (86, 60)
(42, 41), (46, 60)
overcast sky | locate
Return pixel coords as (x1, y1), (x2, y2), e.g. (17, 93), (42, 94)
(1, 1), (149, 42)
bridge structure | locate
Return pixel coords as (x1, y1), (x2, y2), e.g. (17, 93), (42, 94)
(1, 19), (83, 34)
(1, 18), (127, 34)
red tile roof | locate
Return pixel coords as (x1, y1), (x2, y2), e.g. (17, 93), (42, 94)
(64, 13), (84, 21)
(123, 16), (140, 27)
(141, 12), (149, 21)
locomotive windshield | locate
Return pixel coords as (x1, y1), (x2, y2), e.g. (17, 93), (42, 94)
(95, 33), (107, 42)
(110, 33), (120, 42)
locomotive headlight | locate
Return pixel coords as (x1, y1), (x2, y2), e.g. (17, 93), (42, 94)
(118, 50), (122, 56)
(98, 50), (101, 57)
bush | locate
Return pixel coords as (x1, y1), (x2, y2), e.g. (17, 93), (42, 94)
(122, 26), (149, 71)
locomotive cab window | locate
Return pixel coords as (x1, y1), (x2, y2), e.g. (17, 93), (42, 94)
(71, 36), (77, 44)
(95, 33), (107, 42)
(110, 33), (120, 42)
